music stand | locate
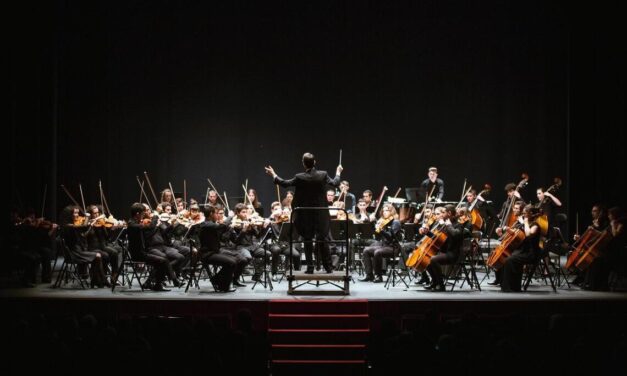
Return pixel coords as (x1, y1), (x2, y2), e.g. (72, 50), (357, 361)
(278, 222), (295, 275)
(405, 187), (420, 203)
(251, 225), (274, 290)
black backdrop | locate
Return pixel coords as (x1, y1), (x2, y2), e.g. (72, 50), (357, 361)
(9, 1), (626, 232)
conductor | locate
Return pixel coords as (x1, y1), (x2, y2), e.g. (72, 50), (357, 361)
(265, 152), (343, 274)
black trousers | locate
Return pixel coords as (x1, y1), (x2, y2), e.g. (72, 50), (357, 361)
(362, 242), (395, 277)
(200, 251), (237, 290)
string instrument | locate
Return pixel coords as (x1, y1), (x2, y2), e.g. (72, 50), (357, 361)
(231, 216), (265, 229)
(565, 227), (613, 271)
(372, 186), (388, 217)
(405, 223), (448, 272)
(487, 223), (525, 269)
(375, 216), (394, 234)
(501, 173), (529, 228)
(467, 184), (491, 231)
(73, 215), (87, 226)
(535, 177), (562, 236)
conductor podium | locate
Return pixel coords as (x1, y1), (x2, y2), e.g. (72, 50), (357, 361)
(286, 207), (352, 295)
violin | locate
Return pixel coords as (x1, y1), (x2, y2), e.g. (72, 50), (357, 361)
(375, 216), (394, 233)
(73, 216), (87, 226)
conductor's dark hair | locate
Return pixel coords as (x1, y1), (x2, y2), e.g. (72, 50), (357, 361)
(302, 153), (315, 168)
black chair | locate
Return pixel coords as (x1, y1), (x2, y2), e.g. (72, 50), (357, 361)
(53, 238), (90, 289)
(384, 242), (410, 289)
(112, 230), (152, 292)
(522, 251), (557, 292)
(443, 238), (482, 292)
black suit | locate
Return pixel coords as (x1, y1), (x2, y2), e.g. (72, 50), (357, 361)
(274, 167), (341, 270)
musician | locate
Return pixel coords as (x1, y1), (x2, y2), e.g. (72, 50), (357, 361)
(160, 189), (175, 206)
(327, 189), (339, 219)
(499, 183), (523, 217)
(412, 206), (442, 285)
(281, 190), (294, 210)
(228, 203), (270, 282)
(61, 206), (109, 288)
(354, 199), (375, 224)
(85, 205), (122, 282)
(197, 206), (240, 292)
(501, 205), (542, 292)
(362, 190), (377, 214)
(140, 203), (186, 285)
(215, 206), (248, 287)
(360, 204), (401, 283)
(583, 206), (626, 291)
(465, 189), (496, 230)
(127, 203), (180, 291)
(267, 201), (301, 280)
(338, 180), (356, 213)
(422, 204), (468, 291)
(420, 167), (444, 202)
(536, 187), (563, 229)
(489, 200), (525, 286)
(247, 188), (265, 217)
(265, 152), (342, 274)
(15, 209), (58, 286)
(206, 190), (223, 209)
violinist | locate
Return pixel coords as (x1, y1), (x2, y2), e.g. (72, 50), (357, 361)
(420, 167), (444, 202)
(228, 203), (270, 283)
(354, 199), (375, 224)
(421, 204), (466, 291)
(61, 205), (109, 288)
(359, 204), (401, 283)
(501, 205), (542, 292)
(247, 188), (265, 217)
(583, 206), (626, 291)
(362, 190), (377, 214)
(139, 204), (186, 286)
(196, 206), (245, 292)
(85, 205), (122, 282)
(489, 200), (525, 286)
(15, 208), (58, 286)
(127, 203), (180, 291)
(160, 188), (175, 206)
(268, 202), (301, 280)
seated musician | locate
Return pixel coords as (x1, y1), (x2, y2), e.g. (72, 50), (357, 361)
(570, 204), (608, 286)
(127, 203), (180, 291)
(583, 206), (626, 291)
(247, 188), (265, 217)
(267, 201), (300, 279)
(354, 199), (375, 224)
(196, 206), (240, 292)
(360, 204), (401, 283)
(362, 190), (377, 214)
(61, 205), (110, 288)
(488, 200), (525, 286)
(228, 203), (271, 283)
(281, 190), (294, 211)
(85, 204), (122, 283)
(338, 180), (356, 213)
(140, 204), (186, 286)
(501, 205), (542, 292)
(16, 208), (58, 286)
(420, 204), (468, 291)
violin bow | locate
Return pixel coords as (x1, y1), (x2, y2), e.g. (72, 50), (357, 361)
(207, 178), (229, 208)
(60, 184), (81, 208)
(40, 184), (47, 218)
(168, 182), (179, 213)
(136, 176), (152, 210)
(143, 171), (160, 207)
(78, 183), (87, 214)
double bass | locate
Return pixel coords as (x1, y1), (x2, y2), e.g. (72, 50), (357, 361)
(535, 177), (562, 236)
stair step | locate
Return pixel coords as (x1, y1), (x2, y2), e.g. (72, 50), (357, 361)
(268, 329), (369, 344)
(269, 299), (368, 315)
(272, 344), (366, 360)
(271, 360), (366, 376)
(268, 314), (369, 329)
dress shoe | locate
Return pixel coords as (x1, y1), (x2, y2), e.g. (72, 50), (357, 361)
(232, 280), (246, 287)
(487, 279), (500, 286)
(324, 267), (334, 274)
(218, 287), (237, 293)
(415, 275), (430, 285)
(432, 283), (445, 292)
(151, 284), (170, 292)
(373, 275), (383, 283)
(359, 275), (374, 282)
(305, 267), (315, 274)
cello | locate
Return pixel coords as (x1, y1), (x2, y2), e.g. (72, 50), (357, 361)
(405, 222), (448, 272)
(535, 177), (562, 236)
(565, 227), (603, 271)
(467, 184), (491, 231)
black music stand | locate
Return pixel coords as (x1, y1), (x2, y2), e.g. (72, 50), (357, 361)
(352, 223), (375, 275)
(329, 220), (354, 272)
(251, 225), (274, 290)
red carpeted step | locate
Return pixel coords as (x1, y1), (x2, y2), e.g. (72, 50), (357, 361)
(268, 313), (369, 329)
(271, 344), (366, 360)
(269, 299), (369, 315)
(271, 360), (367, 376)
(268, 328), (370, 344)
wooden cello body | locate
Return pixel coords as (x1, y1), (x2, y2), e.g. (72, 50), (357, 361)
(406, 227), (448, 272)
(487, 226), (526, 270)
